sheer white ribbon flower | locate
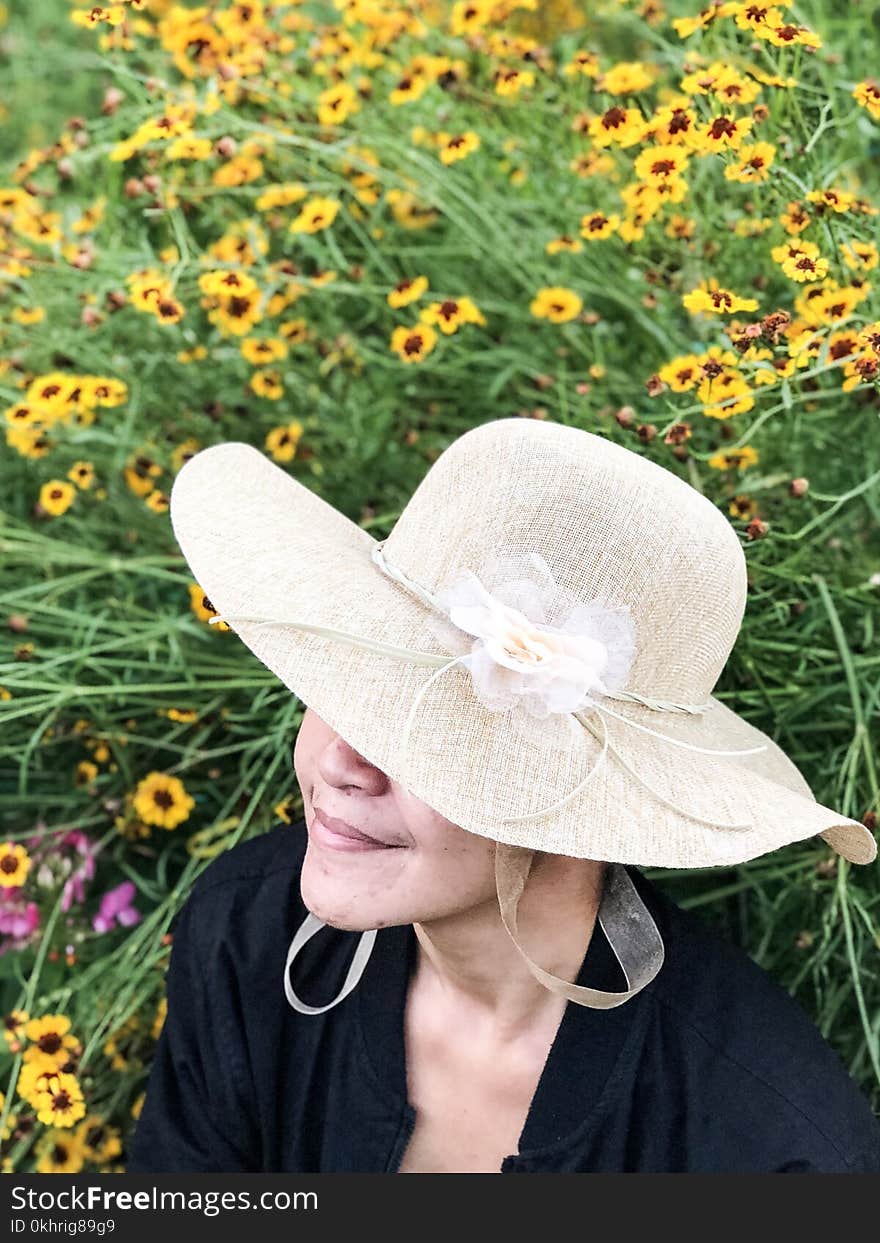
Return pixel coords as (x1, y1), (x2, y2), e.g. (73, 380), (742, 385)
(422, 551), (637, 748)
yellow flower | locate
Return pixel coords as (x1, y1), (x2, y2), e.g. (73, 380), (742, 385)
(317, 81), (360, 125)
(437, 130), (480, 165)
(771, 238), (829, 283)
(0, 841), (31, 888)
(11, 305), (45, 324)
(494, 67), (534, 97)
(2, 1009), (30, 1052)
(153, 296), (185, 324)
(641, 103), (700, 147)
(123, 452), (161, 499)
(666, 214), (696, 239)
(249, 369), (284, 399)
(131, 770), (195, 830)
(289, 197), (341, 235)
(570, 149), (616, 178)
(418, 296), (486, 334)
(198, 270), (258, 298)
(166, 136), (213, 161)
(387, 275), (429, 308)
(39, 480), (76, 515)
(841, 239), (878, 272)
(34, 1072), (86, 1129)
(530, 286), (583, 323)
(70, 5), (124, 28)
(588, 105), (645, 148)
(708, 445), (760, 471)
(278, 317), (310, 343)
(657, 353), (703, 392)
(165, 707), (199, 724)
(209, 220), (268, 266)
(75, 1114), (123, 1164)
(36, 1130), (86, 1174)
(389, 322), (438, 363)
(805, 187), (856, 214)
(634, 143), (690, 183)
(759, 22), (822, 49)
(240, 336), (288, 365)
(255, 183), (308, 210)
(734, 4), (785, 33)
(724, 142), (776, 183)
(562, 50), (600, 78)
(132, 772), (196, 830)
(145, 487), (169, 514)
(23, 1014), (80, 1066)
(794, 281), (868, 328)
(853, 80), (880, 121)
(579, 211), (620, 240)
(699, 370), (755, 418)
(209, 291), (263, 337)
(389, 70), (431, 107)
(188, 582), (228, 631)
(171, 439), (200, 472)
(265, 421), (304, 463)
(682, 281), (759, 315)
(729, 494), (759, 520)
(212, 155), (263, 187)
(780, 200), (811, 234)
(75, 760), (99, 788)
(85, 376), (128, 407)
(596, 61), (656, 95)
(126, 268), (185, 323)
(68, 461), (95, 489)
(177, 345), (208, 363)
(857, 322), (880, 357)
(688, 113), (754, 152)
(71, 196), (106, 233)
(546, 234), (584, 254)
(680, 62), (761, 106)
(672, 3), (739, 38)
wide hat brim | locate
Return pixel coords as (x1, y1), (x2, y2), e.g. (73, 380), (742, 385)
(169, 439), (877, 870)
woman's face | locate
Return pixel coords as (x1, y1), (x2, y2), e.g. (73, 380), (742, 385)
(293, 706), (499, 931)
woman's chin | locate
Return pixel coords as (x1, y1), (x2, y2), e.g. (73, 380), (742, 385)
(300, 871), (375, 930)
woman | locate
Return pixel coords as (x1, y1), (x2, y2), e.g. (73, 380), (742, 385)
(127, 418), (880, 1172)
(128, 707), (880, 1173)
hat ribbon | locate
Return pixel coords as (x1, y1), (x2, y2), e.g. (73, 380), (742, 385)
(283, 849), (665, 1016)
(210, 539), (766, 833)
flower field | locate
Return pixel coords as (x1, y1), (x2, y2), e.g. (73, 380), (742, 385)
(1, 0), (879, 1172)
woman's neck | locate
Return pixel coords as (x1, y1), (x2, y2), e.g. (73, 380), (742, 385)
(410, 855), (607, 1041)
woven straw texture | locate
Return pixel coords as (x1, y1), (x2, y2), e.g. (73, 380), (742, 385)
(169, 417), (876, 870)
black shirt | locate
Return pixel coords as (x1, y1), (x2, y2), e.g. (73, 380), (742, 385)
(127, 820), (880, 1173)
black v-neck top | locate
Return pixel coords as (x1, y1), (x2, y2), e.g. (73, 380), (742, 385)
(126, 820), (880, 1173)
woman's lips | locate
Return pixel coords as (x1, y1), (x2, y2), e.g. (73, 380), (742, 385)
(310, 807), (402, 852)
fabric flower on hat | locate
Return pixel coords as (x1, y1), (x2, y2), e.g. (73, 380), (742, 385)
(427, 551), (636, 748)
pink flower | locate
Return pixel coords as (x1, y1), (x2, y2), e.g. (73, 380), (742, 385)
(92, 881), (142, 934)
(0, 892), (40, 953)
(61, 855), (97, 912)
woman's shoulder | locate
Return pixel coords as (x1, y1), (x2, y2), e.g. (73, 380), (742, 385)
(632, 868), (880, 1171)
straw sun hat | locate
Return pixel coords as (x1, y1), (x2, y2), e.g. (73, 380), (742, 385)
(169, 417), (877, 1014)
